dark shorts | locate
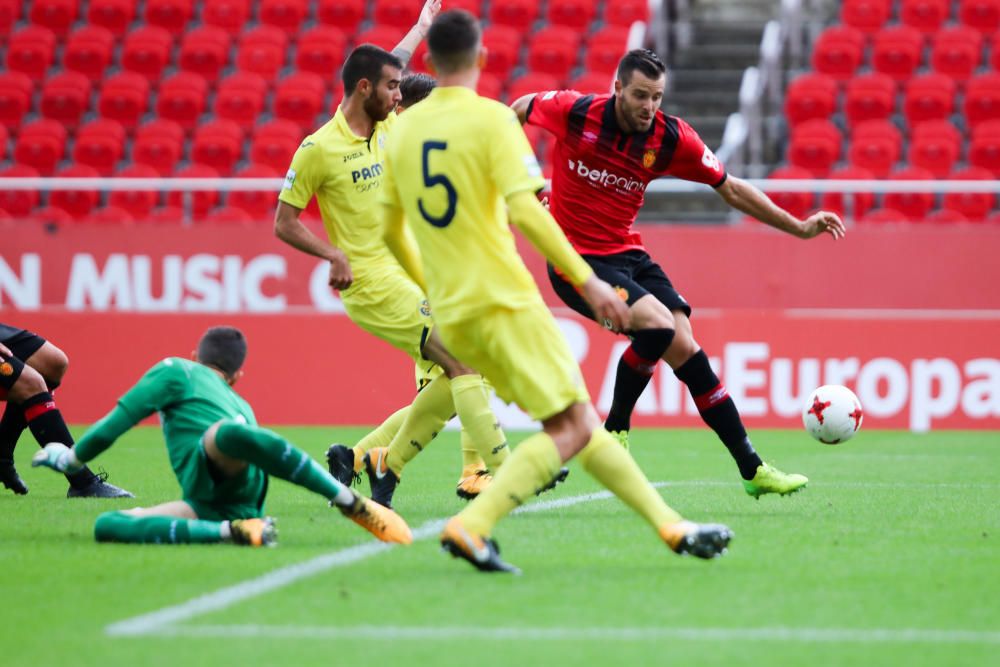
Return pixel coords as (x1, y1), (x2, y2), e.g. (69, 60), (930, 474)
(0, 324), (47, 360)
(548, 250), (692, 323)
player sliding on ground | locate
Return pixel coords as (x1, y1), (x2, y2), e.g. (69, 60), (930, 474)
(32, 326), (411, 547)
(380, 9), (732, 573)
(511, 49), (847, 498)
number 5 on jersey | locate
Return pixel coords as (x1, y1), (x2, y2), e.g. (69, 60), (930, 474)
(419, 141), (458, 228)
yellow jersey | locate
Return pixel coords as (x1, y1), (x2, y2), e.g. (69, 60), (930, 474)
(279, 106), (401, 286)
(379, 86), (547, 325)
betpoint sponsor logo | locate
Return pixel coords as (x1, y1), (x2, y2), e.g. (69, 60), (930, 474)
(567, 159), (645, 193)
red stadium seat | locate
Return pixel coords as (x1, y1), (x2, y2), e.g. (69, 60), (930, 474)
(959, 0), (1000, 33)
(73, 118), (126, 175)
(926, 208), (969, 224)
(274, 72), (326, 131)
(83, 205), (135, 225)
(148, 206), (186, 224)
(848, 119), (902, 177)
(0, 164), (40, 217)
(250, 119), (301, 173)
(990, 33), (1000, 72)
(605, 0), (649, 27)
(584, 26), (629, 75)
(841, 0), (891, 33)
(930, 27), (983, 83)
(507, 73), (560, 104)
(7, 25), (57, 79)
(784, 73), (838, 127)
(527, 27), (581, 82)
(178, 26), (232, 83)
(872, 26), (924, 83)
(133, 119), (185, 175)
(477, 72), (503, 100)
(964, 74), (1000, 129)
(407, 39), (431, 73)
(87, 0), (134, 36)
(237, 25), (289, 80)
(144, 0), (193, 32)
(788, 119), (842, 176)
(811, 25), (865, 81)
(215, 72), (268, 125)
(63, 25), (115, 82)
(355, 25), (406, 49)
(202, 0), (249, 34)
(374, 0), (421, 28)
(908, 131), (960, 178)
(820, 166), (877, 219)
(108, 164), (161, 220)
(296, 26), (348, 77)
(50, 164), (100, 220)
(844, 72), (896, 126)
(29, 0), (77, 37)
(970, 121), (1000, 175)
(942, 167), (996, 220)
(883, 166), (936, 221)
(902, 74), (955, 126)
(156, 72), (209, 131)
(569, 72), (614, 94)
(260, 0), (308, 31)
(912, 118), (962, 144)
(167, 164), (220, 217)
(548, 0), (598, 30)
(14, 119), (67, 175)
(446, 0), (483, 15)
(767, 166), (817, 219)
(122, 25), (173, 82)
(859, 207), (908, 223)
(317, 0), (365, 33)
(900, 0), (949, 33)
(0, 71), (34, 130)
(206, 206), (253, 224)
(229, 163), (281, 220)
(0, 0), (21, 34)
(30, 206), (74, 226)
(192, 120), (244, 175)
(39, 71), (90, 127)
(489, 0), (539, 31)
(482, 25), (522, 80)
(0, 125), (7, 161)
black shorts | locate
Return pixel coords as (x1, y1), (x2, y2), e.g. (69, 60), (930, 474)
(0, 324), (47, 361)
(548, 250), (692, 323)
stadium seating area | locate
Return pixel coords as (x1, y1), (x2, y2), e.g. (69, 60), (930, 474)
(0, 0), (642, 223)
(775, 0), (1000, 223)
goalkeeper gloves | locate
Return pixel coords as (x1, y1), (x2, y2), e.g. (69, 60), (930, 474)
(31, 443), (84, 474)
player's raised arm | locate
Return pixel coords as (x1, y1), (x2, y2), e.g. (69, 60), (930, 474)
(510, 93), (535, 125)
(714, 176), (846, 240)
(391, 0), (442, 66)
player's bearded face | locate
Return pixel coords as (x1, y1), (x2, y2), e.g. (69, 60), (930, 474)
(364, 66), (403, 122)
(617, 72), (665, 133)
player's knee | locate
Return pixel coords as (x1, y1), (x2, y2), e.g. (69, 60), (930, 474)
(9, 363), (46, 401)
(665, 330), (701, 368)
(631, 328), (676, 360)
(43, 346), (70, 385)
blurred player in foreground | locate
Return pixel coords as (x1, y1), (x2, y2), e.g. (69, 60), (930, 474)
(33, 326), (411, 547)
(380, 9), (732, 573)
(512, 50), (847, 497)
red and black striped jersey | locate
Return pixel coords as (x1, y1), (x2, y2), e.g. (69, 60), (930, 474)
(526, 90), (727, 255)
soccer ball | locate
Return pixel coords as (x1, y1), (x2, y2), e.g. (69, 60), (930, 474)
(802, 385), (864, 444)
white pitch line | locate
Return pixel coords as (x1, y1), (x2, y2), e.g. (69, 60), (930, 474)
(142, 623), (1000, 645)
(105, 485), (664, 637)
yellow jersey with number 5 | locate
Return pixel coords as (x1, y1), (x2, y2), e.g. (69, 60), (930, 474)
(379, 86), (547, 325)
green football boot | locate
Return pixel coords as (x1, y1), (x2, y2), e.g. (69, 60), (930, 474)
(742, 462), (808, 498)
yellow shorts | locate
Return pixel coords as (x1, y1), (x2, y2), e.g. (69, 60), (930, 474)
(438, 302), (589, 421)
(342, 268), (436, 367)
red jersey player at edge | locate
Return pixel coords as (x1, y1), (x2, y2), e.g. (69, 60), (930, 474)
(511, 49), (846, 498)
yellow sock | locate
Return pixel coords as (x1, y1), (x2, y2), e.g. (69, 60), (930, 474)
(460, 429), (486, 472)
(353, 406), (409, 471)
(578, 428), (682, 528)
(458, 432), (561, 536)
(384, 374), (454, 476)
(451, 374), (509, 471)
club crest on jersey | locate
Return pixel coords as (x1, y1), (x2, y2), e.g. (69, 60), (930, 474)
(643, 149), (656, 169)
(0, 362), (12, 376)
(419, 300), (432, 317)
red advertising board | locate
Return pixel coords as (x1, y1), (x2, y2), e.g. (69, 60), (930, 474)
(3, 222), (998, 430)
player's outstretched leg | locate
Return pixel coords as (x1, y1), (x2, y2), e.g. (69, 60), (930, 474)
(604, 329), (676, 450)
(93, 510), (277, 547)
(211, 421), (412, 543)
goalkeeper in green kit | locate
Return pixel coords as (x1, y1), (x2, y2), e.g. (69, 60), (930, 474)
(32, 326), (412, 547)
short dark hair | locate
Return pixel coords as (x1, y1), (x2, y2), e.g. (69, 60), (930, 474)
(197, 326), (247, 377)
(342, 44), (404, 94)
(399, 73), (437, 108)
(617, 49), (667, 86)
(427, 9), (481, 73)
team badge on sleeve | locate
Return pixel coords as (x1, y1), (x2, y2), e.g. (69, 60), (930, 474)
(283, 169), (296, 190)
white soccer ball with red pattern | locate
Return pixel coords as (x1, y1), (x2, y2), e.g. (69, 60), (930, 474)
(802, 385), (864, 444)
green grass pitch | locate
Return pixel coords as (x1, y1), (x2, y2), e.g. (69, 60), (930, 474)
(2, 426), (998, 667)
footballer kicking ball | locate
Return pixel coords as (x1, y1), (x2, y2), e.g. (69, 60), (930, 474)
(802, 385), (864, 444)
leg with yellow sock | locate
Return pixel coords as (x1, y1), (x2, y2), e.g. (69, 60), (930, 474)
(451, 373), (509, 499)
(326, 406), (408, 486)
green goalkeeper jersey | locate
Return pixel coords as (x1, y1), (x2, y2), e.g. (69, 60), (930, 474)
(75, 358), (257, 478)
